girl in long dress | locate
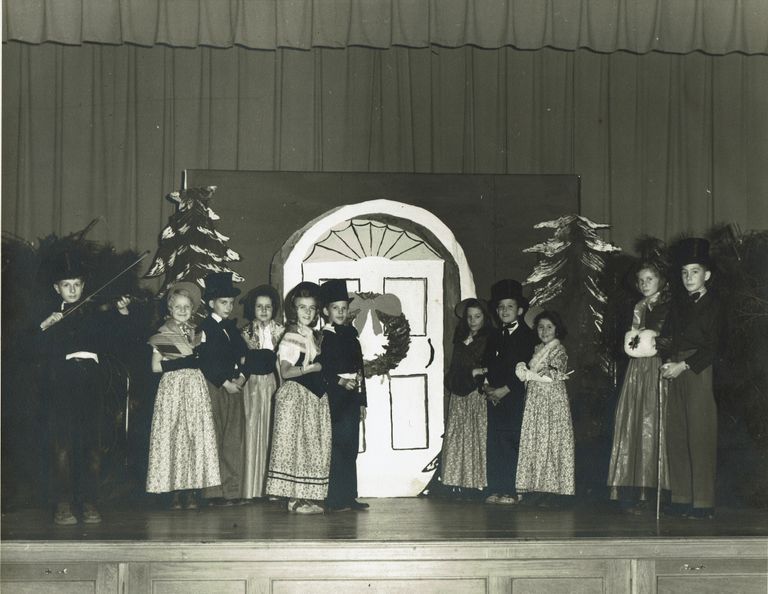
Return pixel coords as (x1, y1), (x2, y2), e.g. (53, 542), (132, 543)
(240, 285), (284, 499)
(441, 298), (493, 498)
(146, 282), (221, 509)
(265, 281), (331, 514)
(607, 262), (670, 512)
(515, 310), (575, 503)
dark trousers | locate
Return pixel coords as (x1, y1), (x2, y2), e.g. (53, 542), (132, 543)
(326, 391), (361, 508)
(48, 359), (104, 504)
(486, 391), (524, 495)
(203, 382), (245, 500)
(666, 366), (717, 508)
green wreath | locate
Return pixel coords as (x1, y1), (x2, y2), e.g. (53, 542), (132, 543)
(352, 292), (411, 378)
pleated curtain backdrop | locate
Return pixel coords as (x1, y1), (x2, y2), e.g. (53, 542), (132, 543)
(3, 0), (768, 253)
(4, 0), (768, 53)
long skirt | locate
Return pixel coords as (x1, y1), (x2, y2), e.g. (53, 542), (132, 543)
(441, 391), (487, 489)
(146, 369), (221, 493)
(242, 373), (277, 498)
(515, 380), (575, 495)
(265, 381), (331, 500)
(607, 356), (669, 494)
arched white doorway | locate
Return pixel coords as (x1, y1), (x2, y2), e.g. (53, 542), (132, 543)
(273, 200), (475, 496)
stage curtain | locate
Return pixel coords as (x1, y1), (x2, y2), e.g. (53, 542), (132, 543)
(3, 42), (767, 253)
(3, 0), (768, 55)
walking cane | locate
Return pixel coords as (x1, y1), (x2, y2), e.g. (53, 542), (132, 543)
(656, 370), (667, 520)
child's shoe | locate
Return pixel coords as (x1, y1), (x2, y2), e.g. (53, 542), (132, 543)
(82, 503), (102, 524)
(170, 492), (183, 510)
(184, 491), (199, 510)
(496, 494), (519, 505)
(484, 493), (501, 504)
(53, 502), (77, 526)
(295, 500), (324, 515)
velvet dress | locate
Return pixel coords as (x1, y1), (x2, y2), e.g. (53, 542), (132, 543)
(607, 294), (670, 498)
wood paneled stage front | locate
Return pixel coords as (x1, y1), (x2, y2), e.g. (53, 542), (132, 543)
(2, 498), (767, 593)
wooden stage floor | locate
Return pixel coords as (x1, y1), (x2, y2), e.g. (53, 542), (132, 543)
(3, 497), (768, 542)
(3, 499), (768, 593)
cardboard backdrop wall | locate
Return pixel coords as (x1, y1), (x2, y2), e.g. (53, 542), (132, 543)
(184, 171), (579, 495)
(184, 170), (580, 300)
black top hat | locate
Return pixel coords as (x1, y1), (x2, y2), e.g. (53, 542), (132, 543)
(240, 284), (281, 321)
(673, 237), (711, 267)
(49, 251), (87, 283)
(319, 279), (352, 306)
(203, 271), (241, 301)
(489, 279), (529, 310)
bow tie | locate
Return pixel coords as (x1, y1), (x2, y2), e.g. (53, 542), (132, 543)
(688, 291), (702, 302)
(61, 302), (80, 314)
(503, 322), (519, 334)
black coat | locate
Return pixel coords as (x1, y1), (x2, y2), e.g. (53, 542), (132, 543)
(318, 324), (367, 408)
(659, 291), (720, 374)
(483, 322), (537, 397)
(197, 315), (247, 387)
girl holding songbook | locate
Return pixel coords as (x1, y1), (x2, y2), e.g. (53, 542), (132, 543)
(146, 282), (220, 509)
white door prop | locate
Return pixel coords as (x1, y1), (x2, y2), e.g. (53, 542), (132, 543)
(303, 220), (444, 497)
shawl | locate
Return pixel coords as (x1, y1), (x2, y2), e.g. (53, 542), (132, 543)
(631, 291), (661, 331)
(528, 338), (562, 373)
(147, 319), (198, 360)
(244, 319), (284, 351)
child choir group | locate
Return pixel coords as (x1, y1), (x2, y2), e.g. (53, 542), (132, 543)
(441, 236), (719, 519)
(40, 235), (719, 525)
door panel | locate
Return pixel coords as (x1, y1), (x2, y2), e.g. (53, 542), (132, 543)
(303, 256), (444, 496)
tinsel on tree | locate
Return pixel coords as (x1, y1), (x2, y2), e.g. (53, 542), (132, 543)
(522, 215), (621, 449)
(524, 214), (621, 339)
(144, 186), (244, 296)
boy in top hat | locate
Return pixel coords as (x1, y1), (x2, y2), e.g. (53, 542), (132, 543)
(38, 252), (133, 525)
(481, 279), (537, 504)
(318, 279), (369, 512)
(198, 271), (249, 504)
(659, 238), (721, 519)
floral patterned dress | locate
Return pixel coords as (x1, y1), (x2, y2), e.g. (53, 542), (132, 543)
(265, 327), (331, 500)
(441, 331), (488, 489)
(146, 321), (220, 493)
(515, 339), (575, 495)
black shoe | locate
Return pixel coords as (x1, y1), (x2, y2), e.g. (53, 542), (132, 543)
(685, 507), (715, 520)
(327, 505), (352, 512)
(663, 503), (690, 518)
(350, 500), (370, 511)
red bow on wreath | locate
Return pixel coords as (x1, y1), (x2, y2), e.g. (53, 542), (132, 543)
(349, 293), (402, 335)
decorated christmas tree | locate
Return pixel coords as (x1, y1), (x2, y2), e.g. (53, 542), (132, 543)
(522, 214), (621, 483)
(144, 186), (244, 296)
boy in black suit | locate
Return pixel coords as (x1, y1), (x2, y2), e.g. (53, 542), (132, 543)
(318, 279), (368, 512)
(38, 253), (132, 525)
(660, 238), (720, 519)
(482, 279), (537, 504)
(198, 272), (248, 504)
